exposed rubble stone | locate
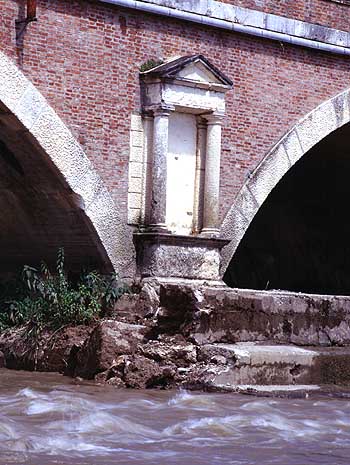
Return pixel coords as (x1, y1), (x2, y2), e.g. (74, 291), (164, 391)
(111, 279), (160, 323)
(73, 320), (147, 379)
(140, 340), (197, 367)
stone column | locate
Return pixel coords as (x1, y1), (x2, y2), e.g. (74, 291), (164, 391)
(201, 113), (224, 237)
(193, 117), (207, 234)
(148, 106), (173, 232)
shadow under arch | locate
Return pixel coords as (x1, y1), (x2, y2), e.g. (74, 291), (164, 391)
(220, 88), (350, 289)
(0, 51), (131, 275)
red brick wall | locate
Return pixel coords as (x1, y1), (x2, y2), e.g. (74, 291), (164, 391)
(220, 0), (350, 31)
(0, 0), (350, 224)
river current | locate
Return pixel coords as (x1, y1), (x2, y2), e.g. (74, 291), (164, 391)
(0, 369), (349, 465)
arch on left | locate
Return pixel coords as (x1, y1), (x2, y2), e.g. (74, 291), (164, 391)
(0, 51), (132, 276)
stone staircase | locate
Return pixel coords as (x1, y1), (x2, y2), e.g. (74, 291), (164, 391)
(154, 279), (350, 396)
(191, 342), (350, 397)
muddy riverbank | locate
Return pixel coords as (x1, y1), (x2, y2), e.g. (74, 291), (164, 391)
(2, 279), (350, 392)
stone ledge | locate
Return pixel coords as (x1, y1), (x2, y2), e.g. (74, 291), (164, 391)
(134, 232), (229, 248)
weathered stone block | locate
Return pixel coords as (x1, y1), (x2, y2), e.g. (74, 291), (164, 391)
(74, 320), (147, 379)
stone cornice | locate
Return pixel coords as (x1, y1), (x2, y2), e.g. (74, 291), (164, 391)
(141, 0), (350, 48)
(99, 0), (350, 54)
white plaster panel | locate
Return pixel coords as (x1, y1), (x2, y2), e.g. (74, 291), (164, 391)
(166, 112), (197, 234)
(331, 91), (350, 127)
(141, 0), (209, 15)
(209, 1), (237, 22)
(143, 82), (162, 107)
(234, 7), (265, 29)
(233, 185), (259, 221)
(198, 249), (221, 280)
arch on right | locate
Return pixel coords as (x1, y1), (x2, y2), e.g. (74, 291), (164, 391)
(220, 88), (350, 295)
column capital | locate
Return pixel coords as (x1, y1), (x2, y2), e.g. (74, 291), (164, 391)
(142, 113), (154, 121)
(203, 112), (225, 126)
(196, 116), (207, 130)
(152, 104), (175, 117)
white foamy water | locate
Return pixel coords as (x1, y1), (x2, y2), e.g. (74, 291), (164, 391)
(0, 369), (350, 464)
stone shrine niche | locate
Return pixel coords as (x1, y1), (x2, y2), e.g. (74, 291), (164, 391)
(130, 55), (232, 280)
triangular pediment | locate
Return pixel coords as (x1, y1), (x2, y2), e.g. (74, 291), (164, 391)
(141, 54), (233, 88)
(177, 61), (222, 84)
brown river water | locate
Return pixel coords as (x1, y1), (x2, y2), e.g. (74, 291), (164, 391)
(0, 369), (349, 465)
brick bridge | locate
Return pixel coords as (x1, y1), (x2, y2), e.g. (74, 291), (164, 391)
(1, 0), (350, 294)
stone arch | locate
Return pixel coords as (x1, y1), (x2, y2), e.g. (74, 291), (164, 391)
(220, 88), (350, 275)
(0, 51), (131, 275)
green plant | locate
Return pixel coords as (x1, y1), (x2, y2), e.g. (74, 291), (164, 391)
(0, 248), (129, 331)
(140, 58), (164, 72)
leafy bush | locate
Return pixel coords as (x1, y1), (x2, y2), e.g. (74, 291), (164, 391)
(0, 248), (129, 332)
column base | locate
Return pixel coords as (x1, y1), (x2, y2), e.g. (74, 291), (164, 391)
(134, 232), (230, 280)
(146, 223), (171, 234)
(200, 227), (220, 237)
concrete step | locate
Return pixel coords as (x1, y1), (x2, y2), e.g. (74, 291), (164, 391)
(157, 281), (350, 346)
(223, 385), (350, 399)
(187, 343), (350, 391)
